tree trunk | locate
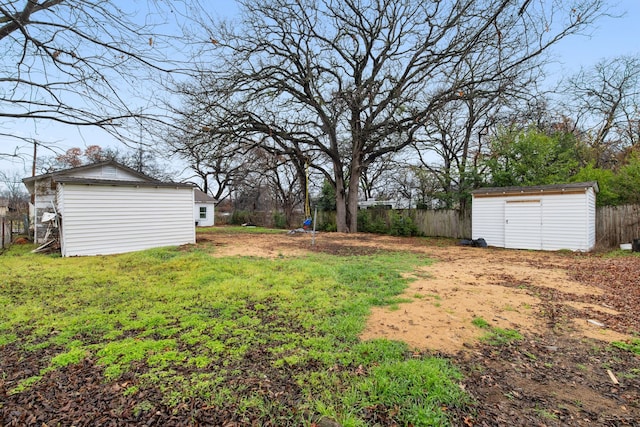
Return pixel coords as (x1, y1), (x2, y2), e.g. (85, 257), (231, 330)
(346, 170), (360, 232)
(334, 156), (362, 233)
(335, 174), (348, 232)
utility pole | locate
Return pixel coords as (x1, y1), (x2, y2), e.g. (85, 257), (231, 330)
(137, 121), (144, 173)
(137, 144), (143, 173)
(31, 141), (37, 205)
(32, 141), (37, 177)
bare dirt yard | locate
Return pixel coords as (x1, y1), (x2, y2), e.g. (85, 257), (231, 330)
(203, 230), (640, 426)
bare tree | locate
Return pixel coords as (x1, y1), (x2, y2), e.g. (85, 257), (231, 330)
(177, 0), (607, 232)
(253, 149), (306, 227)
(166, 74), (316, 206)
(1, 0), (201, 155)
(0, 169), (28, 198)
(360, 152), (396, 201)
(0, 169), (29, 216)
(167, 121), (310, 225)
(411, 99), (489, 210)
(165, 119), (260, 203)
(562, 55), (640, 167)
(410, 86), (538, 210)
(35, 144), (174, 180)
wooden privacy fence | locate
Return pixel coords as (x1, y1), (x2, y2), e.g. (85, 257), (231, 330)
(337, 205), (640, 248)
(405, 206), (640, 248)
(408, 209), (471, 239)
(314, 209), (471, 239)
(226, 204), (640, 249)
(596, 205), (640, 248)
(1, 217), (11, 250)
(0, 215), (29, 251)
(395, 206), (640, 248)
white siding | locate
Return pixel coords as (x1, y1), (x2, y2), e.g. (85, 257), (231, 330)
(471, 196), (505, 247)
(540, 193), (590, 251)
(505, 200), (542, 250)
(586, 188), (597, 250)
(472, 188), (597, 252)
(194, 202), (215, 227)
(58, 184), (195, 256)
(66, 165), (146, 181)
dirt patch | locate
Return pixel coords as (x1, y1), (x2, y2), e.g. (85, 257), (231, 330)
(202, 230), (638, 353)
(360, 246), (634, 352)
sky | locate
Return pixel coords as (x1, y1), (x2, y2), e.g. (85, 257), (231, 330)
(548, 1), (640, 78)
(1, 0), (639, 190)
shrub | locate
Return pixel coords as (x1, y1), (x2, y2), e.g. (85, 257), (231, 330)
(272, 211), (287, 229)
(357, 209), (387, 234)
(230, 210), (252, 225)
(389, 211), (419, 237)
(321, 221), (337, 232)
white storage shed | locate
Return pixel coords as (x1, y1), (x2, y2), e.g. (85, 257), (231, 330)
(194, 189), (217, 227)
(23, 161), (196, 257)
(471, 182), (598, 252)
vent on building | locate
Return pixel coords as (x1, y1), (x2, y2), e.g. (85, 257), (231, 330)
(102, 165), (117, 177)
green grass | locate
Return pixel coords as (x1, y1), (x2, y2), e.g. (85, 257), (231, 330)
(471, 317), (490, 329)
(197, 225), (287, 235)
(533, 407), (559, 420)
(0, 236), (468, 426)
(340, 358), (467, 426)
(471, 317), (523, 345)
(611, 339), (640, 355)
(600, 248), (640, 259)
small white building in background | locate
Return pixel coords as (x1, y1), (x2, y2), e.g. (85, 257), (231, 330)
(471, 182), (599, 252)
(194, 189), (217, 227)
(23, 161), (196, 257)
(358, 198), (416, 209)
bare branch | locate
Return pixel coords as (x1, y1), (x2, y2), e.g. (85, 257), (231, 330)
(171, 0), (609, 231)
(1, 0), (205, 151)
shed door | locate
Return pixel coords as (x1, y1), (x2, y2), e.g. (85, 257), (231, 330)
(505, 200), (542, 250)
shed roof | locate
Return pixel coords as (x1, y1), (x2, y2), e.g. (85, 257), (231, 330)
(194, 189), (217, 203)
(22, 160), (157, 185)
(54, 176), (194, 189)
(471, 181), (599, 198)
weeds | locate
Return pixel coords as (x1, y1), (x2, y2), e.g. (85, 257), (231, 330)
(471, 317), (523, 345)
(533, 407), (559, 420)
(610, 339), (640, 355)
(471, 317), (490, 329)
(481, 328), (523, 345)
(343, 358), (468, 426)
(620, 368), (640, 379)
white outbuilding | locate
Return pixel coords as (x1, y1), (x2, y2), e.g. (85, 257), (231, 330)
(194, 189), (217, 227)
(471, 182), (599, 252)
(23, 161), (196, 257)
